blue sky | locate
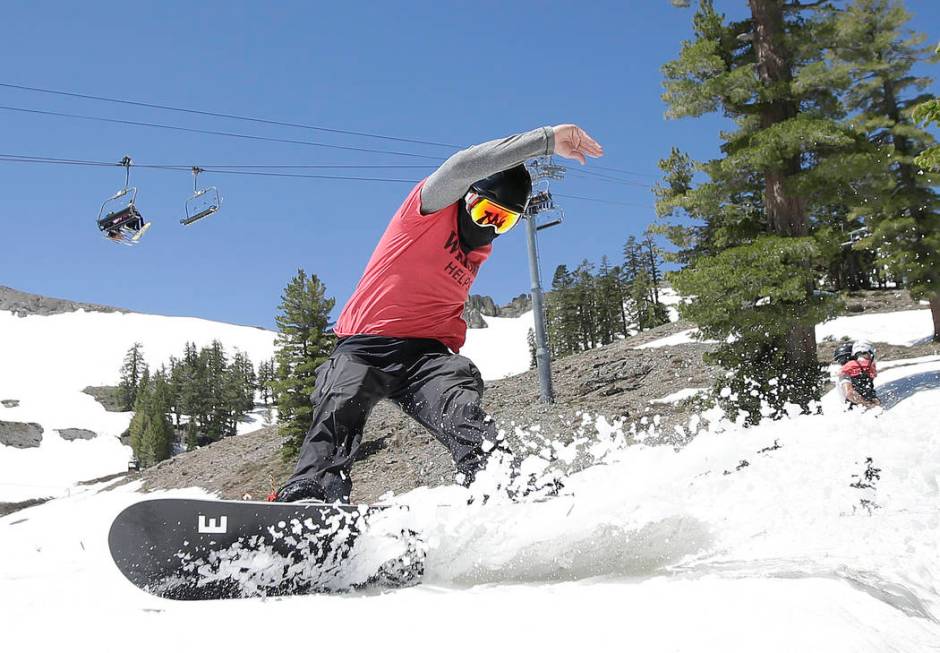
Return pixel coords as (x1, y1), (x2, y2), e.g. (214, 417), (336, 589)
(1, 0), (938, 329)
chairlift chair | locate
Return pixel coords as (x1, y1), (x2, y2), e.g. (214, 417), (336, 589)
(180, 167), (222, 226)
(525, 185), (564, 231)
(97, 156), (151, 245)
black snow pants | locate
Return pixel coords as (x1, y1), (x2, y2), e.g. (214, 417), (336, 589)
(287, 335), (499, 502)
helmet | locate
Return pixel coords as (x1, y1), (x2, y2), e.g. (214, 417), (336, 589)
(833, 342), (854, 365)
(852, 340), (876, 359)
(469, 164), (532, 214)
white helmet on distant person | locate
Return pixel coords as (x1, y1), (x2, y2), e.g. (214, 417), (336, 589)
(852, 340), (876, 359)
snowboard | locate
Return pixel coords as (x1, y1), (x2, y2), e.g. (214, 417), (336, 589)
(108, 497), (424, 600)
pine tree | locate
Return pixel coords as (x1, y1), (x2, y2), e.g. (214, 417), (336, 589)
(659, 0), (845, 420)
(547, 264), (580, 357)
(119, 342), (147, 411)
(179, 341), (205, 442)
(273, 269), (335, 461)
(574, 260), (597, 350)
(128, 372), (173, 468)
(257, 359), (270, 406)
(166, 356), (184, 428)
(623, 236), (659, 332)
(832, 0), (940, 340)
(203, 340), (229, 441)
(594, 256), (619, 345)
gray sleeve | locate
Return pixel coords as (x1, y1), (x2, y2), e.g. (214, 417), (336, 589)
(420, 126), (556, 214)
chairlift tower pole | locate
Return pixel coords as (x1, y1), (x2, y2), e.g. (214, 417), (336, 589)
(523, 156), (566, 404)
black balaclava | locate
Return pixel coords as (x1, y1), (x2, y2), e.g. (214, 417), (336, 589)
(456, 164), (532, 253)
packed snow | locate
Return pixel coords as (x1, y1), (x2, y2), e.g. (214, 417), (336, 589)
(650, 387), (708, 404)
(658, 285), (684, 323)
(817, 309), (935, 346)
(462, 311), (536, 381)
(633, 328), (703, 349)
(2, 355), (939, 651)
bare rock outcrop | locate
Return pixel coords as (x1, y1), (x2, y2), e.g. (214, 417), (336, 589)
(0, 421), (43, 448)
(0, 285), (125, 318)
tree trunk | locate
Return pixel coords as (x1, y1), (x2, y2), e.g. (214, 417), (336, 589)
(930, 294), (940, 343)
(749, 0), (819, 396)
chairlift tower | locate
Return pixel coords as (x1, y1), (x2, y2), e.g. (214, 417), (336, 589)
(523, 155), (566, 404)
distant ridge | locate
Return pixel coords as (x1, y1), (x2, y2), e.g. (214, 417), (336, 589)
(0, 285), (127, 318)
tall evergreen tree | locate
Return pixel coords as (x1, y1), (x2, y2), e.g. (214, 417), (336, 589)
(203, 340), (230, 441)
(547, 264), (580, 357)
(659, 0), (844, 420)
(128, 373), (173, 468)
(832, 0), (940, 340)
(595, 256), (620, 345)
(119, 342), (147, 411)
(179, 341), (206, 441)
(166, 356), (184, 428)
(574, 260), (597, 350)
(273, 269), (335, 461)
(257, 358), (276, 406)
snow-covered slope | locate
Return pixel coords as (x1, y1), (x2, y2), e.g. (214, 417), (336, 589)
(2, 356), (939, 651)
(817, 309), (935, 346)
(0, 309), (276, 502)
(462, 311), (536, 380)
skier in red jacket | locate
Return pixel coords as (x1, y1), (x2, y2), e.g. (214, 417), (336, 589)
(837, 341), (880, 410)
(274, 125), (603, 503)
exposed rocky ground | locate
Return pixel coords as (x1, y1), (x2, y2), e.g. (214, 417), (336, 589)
(82, 386), (125, 412)
(122, 316), (717, 504)
(0, 285), (126, 317)
(0, 421), (44, 449)
(463, 293), (532, 327)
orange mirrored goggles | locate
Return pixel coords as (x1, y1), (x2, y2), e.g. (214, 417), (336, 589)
(465, 191), (524, 235)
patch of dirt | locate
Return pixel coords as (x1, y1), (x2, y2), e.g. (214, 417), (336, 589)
(123, 318), (721, 504)
(837, 288), (925, 315)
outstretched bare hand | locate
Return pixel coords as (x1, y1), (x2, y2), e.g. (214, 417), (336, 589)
(552, 124), (604, 164)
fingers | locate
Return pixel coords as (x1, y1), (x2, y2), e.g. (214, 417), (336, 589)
(557, 126), (603, 164)
(551, 124), (604, 164)
(575, 128), (604, 158)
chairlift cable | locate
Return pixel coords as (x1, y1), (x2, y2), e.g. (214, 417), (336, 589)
(0, 85), (662, 178)
(554, 192), (653, 209)
(0, 154), (432, 171)
(563, 167), (654, 188)
(0, 154), (420, 183)
(0, 104), (444, 160)
(0, 101), (660, 181)
(0, 81), (461, 149)
(0, 152), (650, 198)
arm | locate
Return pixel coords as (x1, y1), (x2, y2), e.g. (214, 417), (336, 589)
(843, 382), (880, 409)
(420, 127), (554, 214)
(420, 124), (603, 214)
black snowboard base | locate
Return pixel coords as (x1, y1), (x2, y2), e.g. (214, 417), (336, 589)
(108, 497), (424, 600)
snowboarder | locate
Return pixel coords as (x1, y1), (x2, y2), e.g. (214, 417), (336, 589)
(273, 124), (603, 503)
(836, 340), (880, 410)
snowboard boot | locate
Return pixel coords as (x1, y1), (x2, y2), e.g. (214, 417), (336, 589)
(269, 477), (329, 503)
